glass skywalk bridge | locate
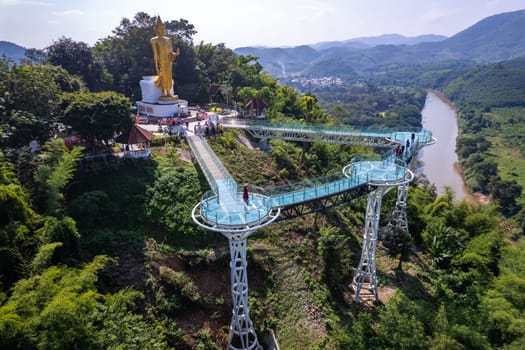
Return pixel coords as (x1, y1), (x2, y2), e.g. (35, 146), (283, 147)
(189, 121), (430, 230)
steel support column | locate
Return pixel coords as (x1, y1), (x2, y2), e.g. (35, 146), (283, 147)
(351, 187), (390, 303)
(392, 182), (409, 231)
(227, 237), (261, 350)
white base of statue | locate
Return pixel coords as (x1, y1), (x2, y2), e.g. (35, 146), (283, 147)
(140, 75), (177, 103)
(137, 101), (179, 118)
(138, 75), (179, 117)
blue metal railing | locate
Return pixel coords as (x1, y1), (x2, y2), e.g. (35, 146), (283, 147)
(221, 119), (434, 145)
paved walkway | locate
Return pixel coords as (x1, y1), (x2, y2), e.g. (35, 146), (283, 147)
(186, 135), (230, 181)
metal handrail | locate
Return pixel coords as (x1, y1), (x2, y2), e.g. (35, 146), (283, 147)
(221, 119), (433, 144)
(187, 136), (238, 197)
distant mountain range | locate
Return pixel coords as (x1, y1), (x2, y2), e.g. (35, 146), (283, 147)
(310, 34), (447, 51)
(235, 9), (525, 78)
(0, 41), (26, 62)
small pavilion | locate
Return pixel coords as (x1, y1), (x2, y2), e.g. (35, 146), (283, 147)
(115, 124), (155, 158)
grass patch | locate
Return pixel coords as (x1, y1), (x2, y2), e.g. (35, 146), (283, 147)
(482, 107), (525, 206)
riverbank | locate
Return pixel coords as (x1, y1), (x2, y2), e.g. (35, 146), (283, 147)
(452, 160), (488, 204)
(427, 89), (458, 112)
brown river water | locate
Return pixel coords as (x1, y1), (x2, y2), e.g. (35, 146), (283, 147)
(417, 91), (469, 201)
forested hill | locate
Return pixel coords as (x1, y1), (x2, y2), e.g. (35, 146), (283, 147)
(0, 41), (26, 62)
(444, 58), (525, 108)
(437, 9), (525, 62)
(310, 33), (447, 51)
(235, 9), (525, 77)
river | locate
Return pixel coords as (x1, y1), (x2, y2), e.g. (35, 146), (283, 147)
(417, 91), (469, 200)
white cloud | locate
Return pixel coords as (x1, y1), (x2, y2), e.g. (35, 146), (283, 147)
(420, 8), (459, 24)
(51, 9), (83, 16)
(298, 0), (337, 17)
(0, 0), (53, 6)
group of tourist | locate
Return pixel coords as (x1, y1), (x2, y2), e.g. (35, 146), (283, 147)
(394, 132), (417, 164)
(193, 120), (224, 137)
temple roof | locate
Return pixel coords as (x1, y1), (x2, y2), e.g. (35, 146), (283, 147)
(209, 83), (228, 97)
(245, 98), (267, 110)
(115, 124), (155, 145)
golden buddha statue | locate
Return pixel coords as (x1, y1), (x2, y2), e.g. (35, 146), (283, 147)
(151, 16), (180, 100)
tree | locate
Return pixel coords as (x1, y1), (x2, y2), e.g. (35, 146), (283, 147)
(428, 304), (465, 350)
(194, 42), (236, 91)
(0, 110), (49, 149)
(33, 139), (83, 215)
(472, 159), (498, 191)
(145, 163), (203, 240)
(381, 220), (414, 269)
(66, 190), (111, 229)
(59, 91), (133, 147)
(0, 150), (36, 285)
(274, 85), (303, 118)
(0, 61), (81, 150)
(256, 86), (275, 110)
(489, 177), (522, 216)
(422, 221), (466, 268)
(3, 63), (80, 118)
(376, 292), (428, 349)
(46, 37), (104, 91)
(317, 226), (352, 299)
(0, 255), (169, 349)
(229, 55), (263, 97)
(237, 86), (257, 105)
(94, 13), (159, 98)
(302, 95), (315, 123)
(23, 48), (47, 65)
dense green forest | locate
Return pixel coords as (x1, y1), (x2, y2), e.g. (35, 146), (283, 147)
(2, 11), (525, 350)
(439, 58), (525, 220)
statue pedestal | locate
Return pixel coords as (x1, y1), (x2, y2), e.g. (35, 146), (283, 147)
(137, 101), (179, 118)
(137, 76), (179, 118)
(140, 76), (161, 103)
(140, 76), (176, 103)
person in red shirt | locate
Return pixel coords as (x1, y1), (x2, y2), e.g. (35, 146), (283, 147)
(243, 185), (249, 203)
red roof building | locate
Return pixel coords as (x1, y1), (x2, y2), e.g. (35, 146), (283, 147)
(115, 124), (155, 158)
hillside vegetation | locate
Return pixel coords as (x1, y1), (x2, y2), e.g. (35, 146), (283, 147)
(4, 124), (525, 349)
(444, 64), (525, 108)
(439, 59), (525, 220)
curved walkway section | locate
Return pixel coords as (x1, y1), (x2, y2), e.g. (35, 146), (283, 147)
(267, 156), (411, 210)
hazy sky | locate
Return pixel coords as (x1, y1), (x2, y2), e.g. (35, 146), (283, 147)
(1, 0), (524, 49)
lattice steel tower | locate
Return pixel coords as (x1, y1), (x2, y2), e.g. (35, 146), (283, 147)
(226, 230), (261, 350)
(349, 170), (413, 303)
(192, 193), (280, 350)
